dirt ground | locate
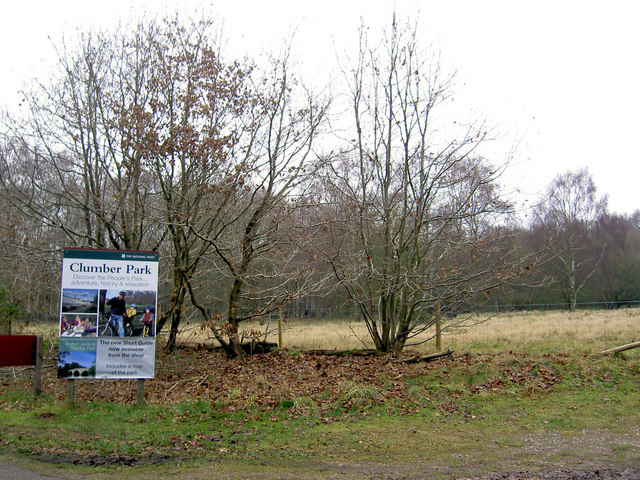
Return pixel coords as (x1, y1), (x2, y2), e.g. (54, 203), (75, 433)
(465, 468), (640, 479)
(2, 458), (639, 480)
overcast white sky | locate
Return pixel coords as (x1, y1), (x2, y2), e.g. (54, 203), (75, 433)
(2, 0), (639, 215)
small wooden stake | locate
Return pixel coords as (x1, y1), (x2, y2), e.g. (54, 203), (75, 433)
(137, 379), (145, 407)
(33, 335), (42, 396)
(435, 301), (442, 352)
(66, 379), (75, 404)
(278, 306), (283, 349)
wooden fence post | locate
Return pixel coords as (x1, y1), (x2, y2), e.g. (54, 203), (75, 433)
(137, 379), (145, 407)
(66, 379), (75, 404)
(435, 301), (442, 352)
(33, 335), (42, 396)
(278, 306), (283, 348)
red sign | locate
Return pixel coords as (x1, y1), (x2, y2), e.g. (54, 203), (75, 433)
(0, 335), (37, 367)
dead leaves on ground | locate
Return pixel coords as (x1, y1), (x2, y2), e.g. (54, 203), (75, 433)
(2, 348), (564, 417)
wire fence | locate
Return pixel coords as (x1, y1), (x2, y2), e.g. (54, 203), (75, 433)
(471, 300), (640, 313)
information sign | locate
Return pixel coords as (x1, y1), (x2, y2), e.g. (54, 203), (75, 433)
(58, 248), (159, 379)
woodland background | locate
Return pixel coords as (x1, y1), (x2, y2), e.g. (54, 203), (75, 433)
(1, 14), (638, 355)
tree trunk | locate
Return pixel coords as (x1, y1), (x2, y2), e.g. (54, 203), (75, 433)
(166, 308), (181, 352)
(223, 203), (267, 358)
(569, 255), (578, 311)
(165, 275), (187, 352)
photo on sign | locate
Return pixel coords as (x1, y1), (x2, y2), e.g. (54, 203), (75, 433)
(58, 349), (96, 378)
(60, 288), (99, 314)
(60, 314), (97, 337)
(98, 289), (156, 337)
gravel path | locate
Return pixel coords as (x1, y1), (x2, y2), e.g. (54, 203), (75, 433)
(0, 462), (61, 480)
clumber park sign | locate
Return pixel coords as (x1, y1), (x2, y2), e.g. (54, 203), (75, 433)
(58, 248), (159, 383)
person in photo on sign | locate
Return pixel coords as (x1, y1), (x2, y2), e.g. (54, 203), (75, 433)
(142, 305), (154, 337)
(81, 317), (97, 337)
(126, 303), (138, 319)
(105, 291), (127, 337)
(73, 320), (85, 334)
(60, 317), (71, 334)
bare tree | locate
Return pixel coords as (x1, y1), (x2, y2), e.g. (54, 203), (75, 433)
(589, 214), (640, 306)
(315, 18), (523, 352)
(187, 48), (330, 357)
(0, 16), (263, 349)
(1, 25), (164, 252)
(113, 16), (261, 350)
(0, 26), (165, 329)
(2, 14), (329, 352)
(533, 168), (608, 310)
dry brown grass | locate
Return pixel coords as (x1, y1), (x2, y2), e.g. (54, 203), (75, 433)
(14, 308), (640, 354)
(170, 308), (640, 354)
(440, 308), (640, 353)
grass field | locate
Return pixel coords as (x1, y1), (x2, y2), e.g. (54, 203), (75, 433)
(161, 308), (640, 356)
(2, 309), (639, 479)
(13, 308), (640, 355)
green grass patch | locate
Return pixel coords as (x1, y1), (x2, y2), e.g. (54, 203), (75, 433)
(0, 350), (639, 479)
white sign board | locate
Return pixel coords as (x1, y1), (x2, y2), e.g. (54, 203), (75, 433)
(58, 249), (159, 379)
